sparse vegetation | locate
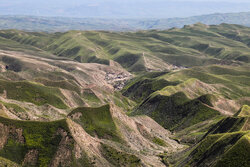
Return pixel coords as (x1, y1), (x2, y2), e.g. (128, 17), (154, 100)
(0, 80), (68, 109)
(100, 143), (141, 167)
(153, 137), (167, 146)
(0, 116), (71, 166)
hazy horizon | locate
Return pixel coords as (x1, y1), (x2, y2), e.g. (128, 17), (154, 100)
(1, 0), (250, 19)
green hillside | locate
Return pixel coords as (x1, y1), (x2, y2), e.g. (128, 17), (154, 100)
(131, 92), (220, 131)
(125, 64), (250, 149)
(181, 131), (250, 167)
(0, 105), (147, 166)
(0, 23), (250, 73)
(68, 105), (121, 142)
(0, 23), (249, 166)
(127, 65), (250, 130)
(0, 79), (68, 109)
(0, 117), (72, 166)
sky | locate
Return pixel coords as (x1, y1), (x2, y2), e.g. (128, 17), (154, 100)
(0, 0), (250, 18)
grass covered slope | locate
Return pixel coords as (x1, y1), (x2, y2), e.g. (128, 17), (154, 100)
(180, 131), (250, 167)
(125, 64), (250, 148)
(176, 117), (250, 167)
(0, 116), (73, 167)
(68, 105), (121, 142)
(0, 23), (250, 73)
(204, 117), (250, 136)
(127, 65), (248, 114)
(126, 64), (250, 166)
(235, 105), (250, 117)
(0, 79), (68, 109)
(0, 23), (249, 166)
(162, 65), (250, 98)
(165, 111), (250, 167)
(100, 143), (141, 167)
(214, 133), (250, 167)
(0, 48), (135, 121)
(127, 64), (250, 109)
(122, 71), (179, 102)
(164, 104), (250, 166)
(131, 92), (220, 131)
(0, 104), (171, 167)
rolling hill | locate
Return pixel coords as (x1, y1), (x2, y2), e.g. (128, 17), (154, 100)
(0, 23), (250, 74)
(0, 23), (249, 166)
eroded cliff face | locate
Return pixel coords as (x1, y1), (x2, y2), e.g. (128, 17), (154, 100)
(0, 44), (183, 167)
(0, 49), (179, 167)
(0, 123), (25, 148)
(0, 105), (184, 167)
(0, 118), (75, 167)
(66, 104), (184, 167)
(0, 24), (249, 167)
(50, 128), (74, 167)
(0, 49), (134, 121)
(0, 123), (72, 166)
(0, 123), (37, 166)
(22, 149), (39, 166)
(0, 123), (9, 149)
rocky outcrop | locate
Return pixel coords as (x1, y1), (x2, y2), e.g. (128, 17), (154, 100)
(0, 123), (25, 147)
(0, 63), (7, 72)
(50, 128), (74, 167)
(0, 123), (9, 149)
(67, 119), (110, 167)
(22, 149), (39, 166)
(68, 112), (82, 120)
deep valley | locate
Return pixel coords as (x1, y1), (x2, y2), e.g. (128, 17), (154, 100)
(0, 23), (249, 167)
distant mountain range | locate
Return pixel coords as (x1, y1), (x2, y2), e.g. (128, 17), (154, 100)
(0, 12), (250, 32)
(1, 0), (250, 19)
